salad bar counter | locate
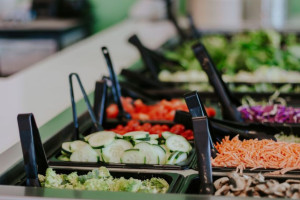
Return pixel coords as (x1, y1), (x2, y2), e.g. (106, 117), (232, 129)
(1, 7), (300, 200)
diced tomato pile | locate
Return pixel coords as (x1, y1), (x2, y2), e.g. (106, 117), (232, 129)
(108, 120), (195, 140)
(106, 97), (216, 121)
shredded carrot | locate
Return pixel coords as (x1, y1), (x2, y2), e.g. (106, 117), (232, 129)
(212, 135), (300, 171)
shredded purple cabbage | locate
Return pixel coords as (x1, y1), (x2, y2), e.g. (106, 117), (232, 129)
(238, 104), (300, 123)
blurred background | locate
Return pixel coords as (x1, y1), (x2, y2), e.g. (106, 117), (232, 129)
(0, 0), (300, 77)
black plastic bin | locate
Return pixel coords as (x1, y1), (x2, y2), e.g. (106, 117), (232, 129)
(46, 111), (196, 170)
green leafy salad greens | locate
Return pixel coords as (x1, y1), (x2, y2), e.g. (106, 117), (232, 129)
(163, 30), (300, 74)
(38, 167), (169, 193)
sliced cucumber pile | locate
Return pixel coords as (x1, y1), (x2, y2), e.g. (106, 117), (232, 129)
(88, 131), (116, 148)
(102, 139), (133, 163)
(58, 130), (193, 165)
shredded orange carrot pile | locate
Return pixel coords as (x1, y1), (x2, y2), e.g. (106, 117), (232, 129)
(212, 135), (300, 170)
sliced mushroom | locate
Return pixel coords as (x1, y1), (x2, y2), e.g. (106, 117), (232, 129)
(255, 184), (268, 193)
(215, 185), (231, 196)
(228, 172), (246, 191)
(286, 179), (300, 184)
(214, 177), (229, 190)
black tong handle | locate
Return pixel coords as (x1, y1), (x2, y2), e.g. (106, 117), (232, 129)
(184, 91), (214, 194)
(128, 35), (160, 80)
(192, 116), (214, 194)
(192, 43), (243, 122)
(69, 73), (103, 140)
(184, 91), (217, 156)
(93, 80), (108, 126)
(165, 0), (187, 41)
(17, 113), (48, 187)
(101, 47), (131, 120)
(187, 13), (201, 39)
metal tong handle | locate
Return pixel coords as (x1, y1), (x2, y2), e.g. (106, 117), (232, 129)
(192, 43), (243, 122)
(93, 79), (108, 126)
(184, 91), (217, 156)
(101, 47), (131, 120)
(17, 113), (48, 187)
(128, 35), (160, 80)
(165, 0), (187, 41)
(69, 73), (103, 140)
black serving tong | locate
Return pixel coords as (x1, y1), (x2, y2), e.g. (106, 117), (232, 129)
(69, 73), (104, 140)
(128, 34), (160, 80)
(93, 79), (108, 126)
(165, 0), (188, 41)
(187, 13), (201, 40)
(128, 35), (181, 80)
(181, 91), (276, 141)
(183, 93), (214, 194)
(192, 42), (243, 122)
(101, 47), (131, 120)
(17, 113), (48, 187)
(120, 69), (162, 89)
(184, 91), (217, 158)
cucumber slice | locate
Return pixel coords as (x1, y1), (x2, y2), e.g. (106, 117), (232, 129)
(174, 152), (188, 164)
(61, 142), (72, 154)
(88, 131), (116, 149)
(115, 134), (123, 139)
(160, 145), (168, 152)
(152, 145), (167, 165)
(123, 131), (149, 140)
(134, 142), (158, 164)
(121, 149), (146, 164)
(102, 139), (133, 163)
(149, 134), (159, 140)
(166, 135), (192, 153)
(166, 151), (179, 164)
(70, 140), (89, 152)
(94, 149), (103, 162)
(70, 145), (98, 162)
(84, 133), (97, 142)
(136, 136), (151, 141)
(134, 140), (158, 145)
(162, 131), (174, 139)
(57, 155), (70, 161)
(100, 149), (107, 163)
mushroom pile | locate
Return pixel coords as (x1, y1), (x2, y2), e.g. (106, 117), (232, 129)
(214, 172), (300, 199)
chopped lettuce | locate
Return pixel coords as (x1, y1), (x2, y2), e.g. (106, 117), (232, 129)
(39, 167), (169, 193)
(162, 30), (300, 75)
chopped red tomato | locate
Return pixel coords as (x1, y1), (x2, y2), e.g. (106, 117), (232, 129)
(106, 97), (216, 121)
(108, 120), (194, 140)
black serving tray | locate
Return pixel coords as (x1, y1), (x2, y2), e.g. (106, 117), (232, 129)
(48, 111), (196, 170)
(192, 165), (300, 175)
(180, 172), (300, 195)
(18, 167), (184, 193)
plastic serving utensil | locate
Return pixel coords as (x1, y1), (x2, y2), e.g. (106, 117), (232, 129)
(69, 73), (104, 140)
(17, 113), (48, 187)
(192, 42), (243, 122)
(93, 79), (108, 126)
(184, 91), (217, 157)
(101, 47), (131, 120)
(184, 92), (214, 194)
(165, 0), (187, 41)
(128, 35), (160, 80)
(187, 13), (201, 39)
